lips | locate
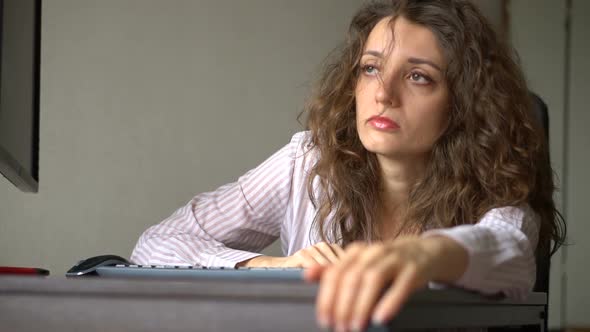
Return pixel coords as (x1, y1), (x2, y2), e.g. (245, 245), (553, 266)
(367, 116), (400, 130)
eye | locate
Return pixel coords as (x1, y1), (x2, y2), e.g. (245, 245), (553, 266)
(361, 64), (379, 76)
(409, 71), (431, 84)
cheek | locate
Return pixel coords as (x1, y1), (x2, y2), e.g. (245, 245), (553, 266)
(416, 105), (449, 143)
(418, 90), (448, 126)
(355, 84), (372, 116)
(432, 97), (450, 135)
(355, 98), (372, 131)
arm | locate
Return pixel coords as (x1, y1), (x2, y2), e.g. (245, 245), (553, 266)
(130, 132), (307, 267)
(308, 205), (539, 330)
(422, 204), (540, 298)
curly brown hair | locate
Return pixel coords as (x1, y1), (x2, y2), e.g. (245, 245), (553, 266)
(302, 0), (566, 255)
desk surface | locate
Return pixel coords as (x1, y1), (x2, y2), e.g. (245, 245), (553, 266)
(0, 276), (546, 332)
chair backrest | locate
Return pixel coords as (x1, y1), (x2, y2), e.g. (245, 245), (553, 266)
(531, 92), (551, 332)
(490, 93), (550, 332)
(529, 92), (550, 294)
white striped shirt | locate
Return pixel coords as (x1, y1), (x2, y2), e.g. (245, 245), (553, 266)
(131, 131), (540, 298)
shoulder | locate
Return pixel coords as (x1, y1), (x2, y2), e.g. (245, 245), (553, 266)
(288, 131), (317, 159)
(481, 205), (536, 221)
(288, 131), (312, 149)
(479, 205), (540, 233)
(281, 131), (320, 183)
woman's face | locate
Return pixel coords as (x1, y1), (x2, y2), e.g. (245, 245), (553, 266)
(355, 16), (449, 160)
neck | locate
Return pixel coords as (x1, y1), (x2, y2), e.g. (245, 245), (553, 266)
(377, 153), (427, 219)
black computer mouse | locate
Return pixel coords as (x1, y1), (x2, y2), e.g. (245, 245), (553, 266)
(66, 254), (131, 277)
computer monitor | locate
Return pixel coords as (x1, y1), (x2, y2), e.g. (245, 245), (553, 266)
(0, 0), (41, 192)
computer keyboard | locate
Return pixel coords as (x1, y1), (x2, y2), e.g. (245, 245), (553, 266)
(95, 264), (306, 281)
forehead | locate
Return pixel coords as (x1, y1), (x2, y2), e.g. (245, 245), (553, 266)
(365, 16), (445, 68)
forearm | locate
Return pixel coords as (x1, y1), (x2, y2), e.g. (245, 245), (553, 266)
(420, 206), (539, 296)
(422, 235), (469, 284)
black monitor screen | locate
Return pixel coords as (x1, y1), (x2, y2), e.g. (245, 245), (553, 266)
(0, 0), (41, 192)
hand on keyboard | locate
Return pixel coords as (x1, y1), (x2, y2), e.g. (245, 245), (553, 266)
(237, 242), (345, 268)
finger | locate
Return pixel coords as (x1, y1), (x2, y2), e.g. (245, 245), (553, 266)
(307, 246), (332, 266)
(285, 250), (319, 268)
(315, 266), (340, 328)
(372, 266), (419, 325)
(299, 250), (324, 268)
(350, 255), (401, 331)
(316, 243), (366, 329)
(315, 242), (340, 263)
(332, 266), (363, 331)
(330, 244), (346, 258)
(303, 264), (326, 282)
(303, 242), (356, 281)
(332, 245), (387, 330)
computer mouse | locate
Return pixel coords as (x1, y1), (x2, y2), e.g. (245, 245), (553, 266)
(66, 254), (132, 277)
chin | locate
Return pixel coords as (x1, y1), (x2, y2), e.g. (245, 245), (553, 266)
(366, 146), (401, 157)
(359, 133), (401, 156)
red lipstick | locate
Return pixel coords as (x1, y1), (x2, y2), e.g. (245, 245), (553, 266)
(368, 116), (400, 130)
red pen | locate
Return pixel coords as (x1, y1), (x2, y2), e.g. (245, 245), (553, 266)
(0, 267), (50, 276)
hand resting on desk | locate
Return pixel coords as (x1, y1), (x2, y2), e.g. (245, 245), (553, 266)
(304, 235), (468, 332)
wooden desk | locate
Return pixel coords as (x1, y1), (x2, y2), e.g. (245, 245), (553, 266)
(0, 276), (546, 332)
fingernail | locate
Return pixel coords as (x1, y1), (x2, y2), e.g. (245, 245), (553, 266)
(335, 323), (347, 332)
(350, 319), (364, 332)
(371, 313), (386, 326)
(317, 315), (330, 330)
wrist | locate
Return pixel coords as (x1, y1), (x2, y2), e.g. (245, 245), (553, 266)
(236, 255), (282, 268)
(422, 236), (468, 283)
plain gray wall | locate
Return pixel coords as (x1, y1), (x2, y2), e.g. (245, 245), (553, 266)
(0, 0), (362, 274)
(511, 0), (590, 328)
(564, 0), (590, 326)
(510, 0), (567, 328)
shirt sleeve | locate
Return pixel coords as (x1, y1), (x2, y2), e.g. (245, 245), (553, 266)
(421, 205), (540, 299)
(130, 132), (307, 267)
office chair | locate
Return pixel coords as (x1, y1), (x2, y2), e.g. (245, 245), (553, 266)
(530, 92), (551, 297)
(489, 92), (551, 332)
(531, 93), (551, 332)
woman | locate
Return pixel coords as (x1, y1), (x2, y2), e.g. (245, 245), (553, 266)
(132, 0), (566, 330)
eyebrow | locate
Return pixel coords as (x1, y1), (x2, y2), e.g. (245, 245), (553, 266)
(362, 50), (442, 72)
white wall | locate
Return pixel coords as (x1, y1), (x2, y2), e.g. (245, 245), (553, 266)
(0, 0), (361, 274)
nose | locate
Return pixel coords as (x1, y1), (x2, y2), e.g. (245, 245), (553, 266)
(374, 74), (399, 107)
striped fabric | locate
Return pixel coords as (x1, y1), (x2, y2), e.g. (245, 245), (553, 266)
(131, 131), (540, 298)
